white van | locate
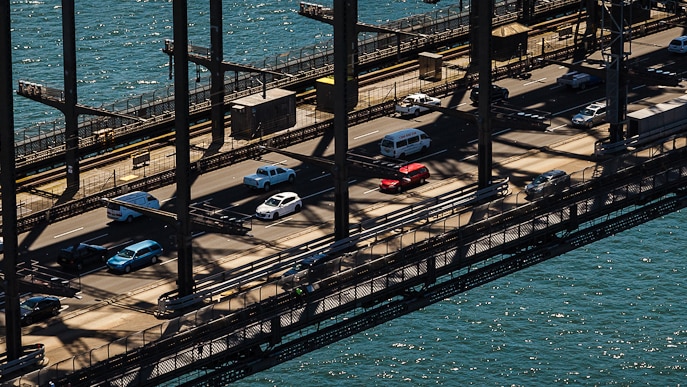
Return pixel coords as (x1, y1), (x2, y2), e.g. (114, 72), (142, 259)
(379, 128), (431, 159)
(106, 191), (160, 222)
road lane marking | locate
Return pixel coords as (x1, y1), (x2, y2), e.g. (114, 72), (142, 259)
(53, 227), (84, 239)
(311, 173), (332, 181)
(354, 130), (379, 140)
(265, 217), (294, 228)
(524, 77), (547, 86)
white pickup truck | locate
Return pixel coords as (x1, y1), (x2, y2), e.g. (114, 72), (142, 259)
(243, 165), (296, 191)
(556, 71), (603, 89)
(395, 93), (441, 117)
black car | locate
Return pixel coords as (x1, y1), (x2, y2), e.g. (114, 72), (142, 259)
(469, 84), (509, 104)
(525, 169), (570, 198)
(58, 243), (108, 270)
(19, 296), (61, 325)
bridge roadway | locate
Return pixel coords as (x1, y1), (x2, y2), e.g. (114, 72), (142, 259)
(3, 29), (687, 384)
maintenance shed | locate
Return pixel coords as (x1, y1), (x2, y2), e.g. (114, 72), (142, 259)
(230, 88), (296, 139)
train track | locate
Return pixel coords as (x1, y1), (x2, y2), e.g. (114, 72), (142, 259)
(14, 12), (585, 192)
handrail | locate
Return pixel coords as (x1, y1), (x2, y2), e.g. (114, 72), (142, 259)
(156, 177), (510, 314)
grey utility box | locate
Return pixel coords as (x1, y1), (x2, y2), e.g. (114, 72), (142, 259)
(419, 52), (443, 81)
(230, 88), (296, 140)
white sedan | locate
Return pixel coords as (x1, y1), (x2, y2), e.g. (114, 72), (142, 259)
(255, 192), (303, 220)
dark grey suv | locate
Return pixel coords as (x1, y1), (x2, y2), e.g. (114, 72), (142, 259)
(525, 169), (570, 198)
(470, 84), (509, 104)
(58, 243), (108, 271)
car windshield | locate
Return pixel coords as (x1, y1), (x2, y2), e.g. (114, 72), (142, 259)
(380, 139), (394, 148)
(20, 299), (38, 310)
(532, 175), (549, 185)
(264, 197), (283, 207)
(580, 108), (595, 116)
(117, 248), (135, 259)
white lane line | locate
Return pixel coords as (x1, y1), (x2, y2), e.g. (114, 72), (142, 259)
(265, 217), (294, 228)
(304, 179), (357, 200)
(54, 227), (84, 239)
(311, 173), (332, 181)
(461, 154), (478, 161)
(546, 124), (568, 132)
(524, 77), (547, 86)
(354, 130), (379, 140)
(364, 187), (380, 194)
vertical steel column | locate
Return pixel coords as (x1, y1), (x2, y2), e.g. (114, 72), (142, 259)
(210, 0), (225, 144)
(468, 1), (480, 68)
(333, 0), (356, 240)
(173, 0), (194, 297)
(477, 1), (494, 189)
(605, 0), (628, 143)
(1, 0), (22, 361)
(63, 0), (79, 189)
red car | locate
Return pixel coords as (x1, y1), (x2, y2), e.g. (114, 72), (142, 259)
(379, 163), (430, 193)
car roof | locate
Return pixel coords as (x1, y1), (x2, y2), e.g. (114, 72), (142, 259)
(542, 169), (566, 177)
(271, 191), (299, 199)
(301, 253), (327, 264)
(399, 163), (427, 173)
(25, 295), (58, 302)
(125, 240), (160, 250)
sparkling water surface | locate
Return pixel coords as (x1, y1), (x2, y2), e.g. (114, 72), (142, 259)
(7, 1), (686, 385)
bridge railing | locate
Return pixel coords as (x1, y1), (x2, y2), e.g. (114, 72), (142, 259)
(12, 0), (583, 156)
(8, 7), (687, 230)
(14, 136), (687, 385)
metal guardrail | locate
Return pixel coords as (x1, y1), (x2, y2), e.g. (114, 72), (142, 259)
(0, 344), (46, 379)
(10, 0), (586, 161)
(595, 120), (687, 156)
(7, 9), (686, 234)
(156, 177), (510, 314)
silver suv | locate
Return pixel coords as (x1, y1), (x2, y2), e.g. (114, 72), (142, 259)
(572, 102), (606, 128)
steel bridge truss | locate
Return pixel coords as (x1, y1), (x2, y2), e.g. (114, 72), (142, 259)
(18, 135), (687, 386)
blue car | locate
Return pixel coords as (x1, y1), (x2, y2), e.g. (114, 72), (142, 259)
(107, 240), (163, 273)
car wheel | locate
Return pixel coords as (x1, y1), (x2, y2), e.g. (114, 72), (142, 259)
(52, 307), (59, 316)
(503, 91), (509, 100)
(399, 153), (406, 159)
(288, 175), (295, 184)
(272, 212), (280, 220)
(76, 262), (83, 271)
(25, 316), (33, 325)
(263, 182), (270, 192)
(421, 178), (426, 184)
(580, 83), (586, 90)
(421, 146), (427, 153)
(126, 215), (134, 223)
(396, 185), (403, 193)
(587, 121), (593, 129)
(414, 109), (420, 117)
(151, 255), (158, 264)
(124, 265), (132, 273)
(101, 254), (107, 262)
(294, 204), (301, 213)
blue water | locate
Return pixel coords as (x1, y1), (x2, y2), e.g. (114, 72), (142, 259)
(9, 0), (450, 132)
(8, 1), (687, 385)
